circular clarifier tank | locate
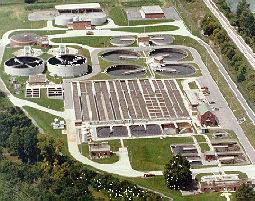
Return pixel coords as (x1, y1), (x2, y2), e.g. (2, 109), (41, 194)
(101, 50), (139, 63)
(110, 36), (136, 47)
(105, 65), (146, 78)
(154, 64), (196, 77)
(149, 48), (188, 61)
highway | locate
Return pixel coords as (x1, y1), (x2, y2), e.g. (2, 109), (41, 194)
(203, 0), (255, 68)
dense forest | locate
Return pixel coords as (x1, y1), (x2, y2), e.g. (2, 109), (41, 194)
(0, 91), (166, 200)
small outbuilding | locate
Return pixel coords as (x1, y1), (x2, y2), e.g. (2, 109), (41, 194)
(140, 6), (165, 19)
(89, 142), (111, 159)
(28, 74), (48, 86)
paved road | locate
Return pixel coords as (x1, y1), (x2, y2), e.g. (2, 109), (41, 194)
(187, 44), (255, 164)
(203, 0), (255, 68)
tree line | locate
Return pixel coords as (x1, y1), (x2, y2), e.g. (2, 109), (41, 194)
(201, 11), (255, 105)
(215, 0), (255, 52)
(0, 92), (168, 200)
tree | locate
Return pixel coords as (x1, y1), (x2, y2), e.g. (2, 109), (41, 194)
(164, 154), (192, 190)
(237, 73), (246, 82)
(235, 184), (254, 201)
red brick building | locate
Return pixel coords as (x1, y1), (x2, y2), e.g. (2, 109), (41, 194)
(197, 102), (216, 126)
(200, 179), (252, 192)
(72, 21), (92, 30)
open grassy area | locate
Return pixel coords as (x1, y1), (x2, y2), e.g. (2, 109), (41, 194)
(123, 137), (194, 171)
(52, 36), (113, 48)
(188, 81), (198, 89)
(0, 5), (46, 38)
(79, 140), (121, 164)
(194, 135), (206, 142)
(225, 171), (248, 179)
(129, 19), (174, 26)
(199, 143), (210, 153)
(123, 175), (225, 201)
(16, 89), (64, 111)
(22, 106), (69, 156)
(111, 25), (179, 33)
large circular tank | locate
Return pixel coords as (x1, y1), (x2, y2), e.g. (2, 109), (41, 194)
(150, 35), (174, 45)
(47, 54), (88, 77)
(105, 65), (146, 78)
(86, 12), (107, 25)
(10, 33), (40, 47)
(110, 36), (135, 47)
(154, 64), (196, 77)
(149, 48), (188, 61)
(101, 50), (139, 63)
(55, 14), (73, 26)
(4, 56), (44, 76)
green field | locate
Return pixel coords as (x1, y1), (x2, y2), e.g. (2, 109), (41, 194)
(111, 25), (179, 33)
(79, 140), (121, 164)
(124, 137), (194, 171)
(194, 135), (206, 142)
(188, 81), (199, 89)
(52, 36), (113, 48)
(199, 143), (210, 153)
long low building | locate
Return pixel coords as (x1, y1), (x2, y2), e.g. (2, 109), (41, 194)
(55, 3), (102, 13)
(140, 6), (165, 19)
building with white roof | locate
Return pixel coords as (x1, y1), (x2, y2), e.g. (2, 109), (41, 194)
(55, 3), (102, 13)
(140, 5), (165, 19)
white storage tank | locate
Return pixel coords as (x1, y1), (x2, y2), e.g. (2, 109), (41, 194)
(86, 12), (107, 25)
(4, 56), (44, 76)
(47, 54), (88, 77)
(55, 15), (73, 26)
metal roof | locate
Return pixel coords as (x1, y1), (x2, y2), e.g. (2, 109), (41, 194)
(55, 3), (101, 10)
(197, 102), (213, 115)
(141, 6), (164, 14)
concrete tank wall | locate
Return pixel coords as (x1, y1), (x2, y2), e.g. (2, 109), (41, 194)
(55, 15), (73, 26)
(47, 62), (88, 77)
(4, 64), (44, 76)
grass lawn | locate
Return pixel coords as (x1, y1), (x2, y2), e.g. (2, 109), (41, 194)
(111, 25), (179, 33)
(16, 89), (64, 111)
(225, 171), (248, 179)
(124, 137), (194, 171)
(188, 81), (198, 89)
(194, 135), (206, 142)
(79, 140), (121, 164)
(22, 106), (69, 156)
(51, 36), (113, 48)
(199, 143), (210, 153)
(0, 5), (46, 38)
(195, 173), (213, 182)
(123, 175), (225, 201)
